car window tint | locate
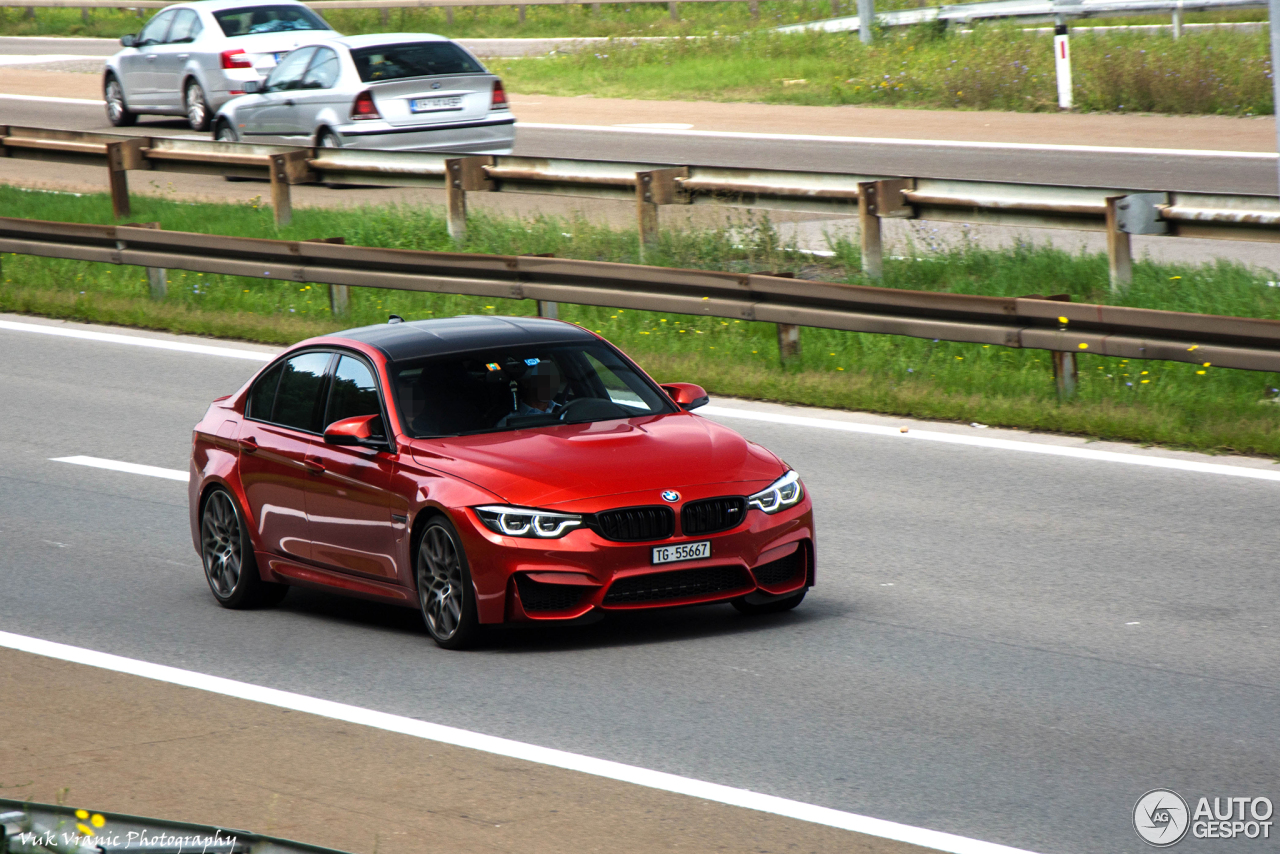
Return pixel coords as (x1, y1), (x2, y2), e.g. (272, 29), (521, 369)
(351, 42), (482, 84)
(325, 355), (382, 431)
(137, 10), (174, 45)
(247, 362), (284, 422)
(213, 4), (330, 37)
(300, 47), (340, 90)
(265, 47), (317, 92)
(272, 351), (332, 432)
(167, 9), (199, 43)
(585, 352), (652, 411)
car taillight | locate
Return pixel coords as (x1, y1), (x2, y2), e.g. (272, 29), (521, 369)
(350, 90), (380, 120)
(490, 79), (507, 109)
(220, 49), (251, 69)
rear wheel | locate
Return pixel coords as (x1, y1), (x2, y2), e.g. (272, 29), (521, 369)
(104, 75), (136, 127)
(416, 516), (481, 649)
(184, 79), (211, 131)
(731, 587), (806, 616)
(200, 488), (288, 609)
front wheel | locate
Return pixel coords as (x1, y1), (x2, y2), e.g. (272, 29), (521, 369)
(731, 587), (806, 616)
(200, 487), (288, 609)
(104, 75), (136, 127)
(416, 516), (481, 649)
(185, 79), (211, 131)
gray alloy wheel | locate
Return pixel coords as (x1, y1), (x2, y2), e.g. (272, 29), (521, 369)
(416, 518), (480, 649)
(200, 488), (287, 609)
(104, 75), (136, 127)
(185, 80), (210, 131)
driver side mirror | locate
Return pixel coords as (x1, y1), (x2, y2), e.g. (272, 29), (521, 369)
(661, 382), (709, 411)
(120, 33), (138, 47)
(324, 414), (388, 448)
(242, 79), (262, 94)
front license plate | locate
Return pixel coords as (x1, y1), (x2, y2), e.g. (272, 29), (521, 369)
(410, 96), (462, 113)
(652, 541), (710, 565)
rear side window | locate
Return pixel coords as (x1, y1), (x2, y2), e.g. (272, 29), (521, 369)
(351, 42), (482, 83)
(247, 362), (284, 422)
(301, 47), (341, 90)
(214, 5), (330, 37)
(325, 355), (382, 431)
(272, 352), (333, 432)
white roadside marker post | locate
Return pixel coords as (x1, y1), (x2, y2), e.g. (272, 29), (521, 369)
(1054, 22), (1073, 110)
(858, 0), (873, 44)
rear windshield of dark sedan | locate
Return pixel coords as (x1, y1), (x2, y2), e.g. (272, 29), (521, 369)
(391, 342), (675, 438)
(351, 42), (483, 83)
(214, 5), (330, 36)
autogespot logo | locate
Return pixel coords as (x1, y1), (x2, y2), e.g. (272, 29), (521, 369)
(1135, 790), (1191, 847)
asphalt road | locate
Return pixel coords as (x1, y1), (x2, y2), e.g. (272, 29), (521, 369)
(1, 318), (1277, 854)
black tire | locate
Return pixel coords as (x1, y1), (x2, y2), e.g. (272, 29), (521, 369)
(184, 78), (211, 132)
(731, 587), (806, 616)
(200, 487), (288, 609)
(415, 515), (481, 650)
(104, 75), (137, 127)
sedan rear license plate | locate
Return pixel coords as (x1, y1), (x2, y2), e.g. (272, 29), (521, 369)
(652, 541), (710, 565)
(272, 52), (286, 62)
(410, 96), (462, 113)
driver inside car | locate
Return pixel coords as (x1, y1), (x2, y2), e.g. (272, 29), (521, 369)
(497, 360), (563, 426)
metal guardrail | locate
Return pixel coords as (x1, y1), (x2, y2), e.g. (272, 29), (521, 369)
(0, 800), (352, 854)
(777, 0), (1266, 33)
(2, 213), (1280, 397)
(1, 125), (1276, 296)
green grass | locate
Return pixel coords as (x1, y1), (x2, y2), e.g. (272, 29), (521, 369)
(490, 25), (1274, 114)
(4, 185), (1280, 457)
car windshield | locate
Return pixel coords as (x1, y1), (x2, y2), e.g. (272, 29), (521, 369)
(351, 41), (482, 83)
(214, 5), (330, 36)
(391, 342), (676, 438)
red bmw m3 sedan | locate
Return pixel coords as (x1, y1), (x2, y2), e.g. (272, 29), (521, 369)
(189, 315), (814, 648)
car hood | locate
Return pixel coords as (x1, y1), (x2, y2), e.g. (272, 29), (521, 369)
(408, 412), (783, 507)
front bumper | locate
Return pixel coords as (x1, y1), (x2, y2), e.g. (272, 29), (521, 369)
(453, 496), (814, 624)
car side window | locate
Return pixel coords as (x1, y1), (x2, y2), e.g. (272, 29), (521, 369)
(166, 10), (200, 43)
(247, 362), (284, 422)
(137, 10), (175, 46)
(272, 351), (333, 432)
(265, 47), (317, 93)
(325, 355), (384, 433)
(300, 47), (340, 90)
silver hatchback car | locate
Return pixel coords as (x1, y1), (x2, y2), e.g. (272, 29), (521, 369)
(211, 34), (515, 154)
(104, 0), (338, 131)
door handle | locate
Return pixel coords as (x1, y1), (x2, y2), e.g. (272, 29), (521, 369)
(303, 456), (326, 474)
(237, 437), (259, 453)
(283, 99), (295, 106)
(177, 53), (189, 59)
(146, 55), (158, 61)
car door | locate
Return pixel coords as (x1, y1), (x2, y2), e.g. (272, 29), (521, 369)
(149, 9), (200, 110)
(305, 353), (401, 581)
(282, 46), (342, 142)
(121, 9), (174, 106)
(238, 350), (333, 563)
(247, 47), (316, 140)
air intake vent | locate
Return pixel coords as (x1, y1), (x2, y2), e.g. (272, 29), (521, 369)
(681, 496), (747, 536)
(603, 565), (749, 605)
(594, 506), (674, 542)
(753, 548), (804, 587)
(515, 575), (588, 612)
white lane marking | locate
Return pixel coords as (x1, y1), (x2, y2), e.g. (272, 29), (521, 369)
(699, 405), (1280, 482)
(0, 629), (1042, 854)
(0, 92), (105, 106)
(612, 122), (695, 129)
(0, 54), (104, 65)
(51, 455), (187, 482)
(520, 122), (1278, 159)
(0, 320), (273, 361)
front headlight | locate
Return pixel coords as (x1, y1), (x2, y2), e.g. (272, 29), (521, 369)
(748, 471), (804, 514)
(475, 505), (583, 539)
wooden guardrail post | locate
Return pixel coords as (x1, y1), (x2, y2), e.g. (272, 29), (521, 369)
(305, 237), (349, 317)
(105, 138), (147, 220)
(668, 1), (679, 19)
(635, 167), (687, 261)
(269, 150), (313, 228)
(518, 4), (526, 20)
(1105, 195), (1133, 294)
(444, 156), (495, 244)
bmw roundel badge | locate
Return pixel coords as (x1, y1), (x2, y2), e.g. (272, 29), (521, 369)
(661, 490), (680, 502)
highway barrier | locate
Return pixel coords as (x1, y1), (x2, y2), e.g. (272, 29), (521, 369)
(2, 212), (1279, 397)
(1, 125), (1277, 299)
